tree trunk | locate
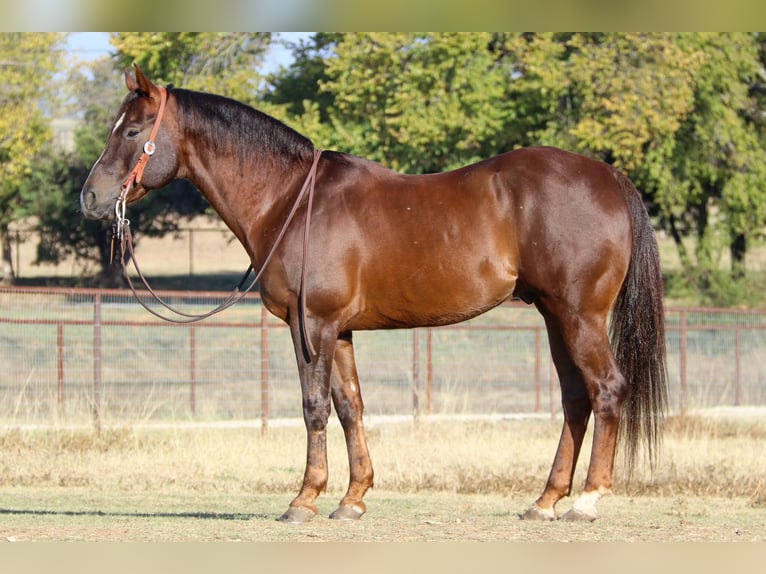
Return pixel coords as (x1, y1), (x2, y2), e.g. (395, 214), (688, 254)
(730, 233), (746, 280)
(1, 231), (15, 285)
(668, 215), (692, 270)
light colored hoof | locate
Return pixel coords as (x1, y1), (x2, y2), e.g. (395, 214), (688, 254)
(277, 506), (316, 524)
(560, 508), (597, 522)
(520, 504), (556, 521)
(329, 504), (365, 521)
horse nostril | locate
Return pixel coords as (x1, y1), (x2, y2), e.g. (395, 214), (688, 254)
(83, 189), (97, 209)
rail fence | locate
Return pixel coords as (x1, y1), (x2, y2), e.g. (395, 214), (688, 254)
(2, 286), (766, 428)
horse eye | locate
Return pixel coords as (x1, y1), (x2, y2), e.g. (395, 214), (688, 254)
(125, 128), (140, 139)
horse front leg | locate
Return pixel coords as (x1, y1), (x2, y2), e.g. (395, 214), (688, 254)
(277, 321), (338, 524)
(328, 332), (374, 520)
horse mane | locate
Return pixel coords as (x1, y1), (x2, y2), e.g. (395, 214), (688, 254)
(169, 87), (315, 166)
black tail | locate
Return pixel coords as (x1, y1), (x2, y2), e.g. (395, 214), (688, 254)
(610, 170), (668, 475)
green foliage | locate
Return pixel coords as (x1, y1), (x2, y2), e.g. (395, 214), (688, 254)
(289, 33), (516, 173)
(110, 32), (272, 105)
(272, 32), (766, 305)
(0, 33), (66, 228)
(13, 32), (766, 304)
(648, 33), (766, 295)
(0, 33), (67, 283)
(21, 43), (213, 285)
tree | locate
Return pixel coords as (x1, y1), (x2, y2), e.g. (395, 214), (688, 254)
(269, 33), (766, 304)
(502, 33), (703, 171)
(501, 33), (766, 303)
(110, 32), (273, 105)
(24, 34), (275, 286)
(657, 33), (766, 290)
(281, 33), (517, 173)
(0, 32), (66, 283)
(263, 32), (340, 125)
(43, 57), (210, 286)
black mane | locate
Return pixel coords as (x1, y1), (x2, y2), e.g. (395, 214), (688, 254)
(170, 87), (314, 165)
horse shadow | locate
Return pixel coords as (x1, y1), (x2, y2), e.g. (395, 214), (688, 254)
(0, 507), (270, 521)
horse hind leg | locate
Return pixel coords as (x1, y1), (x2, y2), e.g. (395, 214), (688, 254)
(328, 332), (374, 520)
(561, 323), (628, 522)
(524, 306), (629, 521)
(522, 318), (592, 521)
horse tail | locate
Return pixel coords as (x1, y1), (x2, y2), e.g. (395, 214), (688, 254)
(610, 170), (668, 475)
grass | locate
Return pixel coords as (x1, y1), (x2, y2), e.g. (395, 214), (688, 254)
(0, 415), (764, 541)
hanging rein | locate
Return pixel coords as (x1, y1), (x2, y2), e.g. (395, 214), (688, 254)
(113, 85), (321, 359)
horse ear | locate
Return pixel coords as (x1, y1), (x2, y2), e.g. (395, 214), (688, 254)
(132, 63), (157, 96)
(125, 67), (139, 92)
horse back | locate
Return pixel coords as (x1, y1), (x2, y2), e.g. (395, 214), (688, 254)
(288, 147), (633, 330)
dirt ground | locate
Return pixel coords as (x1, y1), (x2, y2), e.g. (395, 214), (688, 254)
(0, 487), (763, 542)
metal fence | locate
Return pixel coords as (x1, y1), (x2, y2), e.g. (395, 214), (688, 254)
(2, 286), (766, 428)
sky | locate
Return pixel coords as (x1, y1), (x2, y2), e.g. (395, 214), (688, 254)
(65, 32), (309, 74)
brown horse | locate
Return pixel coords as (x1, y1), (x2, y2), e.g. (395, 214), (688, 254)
(80, 65), (667, 523)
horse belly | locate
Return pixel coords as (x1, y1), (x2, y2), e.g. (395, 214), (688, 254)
(338, 163), (521, 331)
(354, 249), (518, 330)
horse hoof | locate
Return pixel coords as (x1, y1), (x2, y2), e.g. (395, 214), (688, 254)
(329, 505), (365, 521)
(520, 505), (556, 521)
(560, 508), (597, 522)
(277, 506), (316, 524)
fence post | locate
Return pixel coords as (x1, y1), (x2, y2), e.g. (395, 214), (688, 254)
(260, 303), (270, 434)
(679, 309), (688, 416)
(92, 292), (102, 433)
(735, 328), (742, 406)
(412, 329), (420, 419)
(426, 328), (433, 414)
(189, 326), (197, 415)
(57, 323), (65, 417)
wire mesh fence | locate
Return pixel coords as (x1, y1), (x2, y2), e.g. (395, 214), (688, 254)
(2, 286), (766, 427)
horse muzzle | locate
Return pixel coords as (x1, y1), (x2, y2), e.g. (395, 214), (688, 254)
(80, 187), (119, 221)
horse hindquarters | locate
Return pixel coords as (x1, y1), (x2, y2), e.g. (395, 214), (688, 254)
(523, 167), (667, 521)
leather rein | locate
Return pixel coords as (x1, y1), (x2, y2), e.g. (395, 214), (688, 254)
(113, 85), (321, 359)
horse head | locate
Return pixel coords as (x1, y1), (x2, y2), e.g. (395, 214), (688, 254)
(80, 65), (179, 220)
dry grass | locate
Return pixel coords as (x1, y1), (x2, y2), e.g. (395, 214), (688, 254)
(635, 414), (766, 501)
(1, 415), (764, 502)
(1, 415), (765, 541)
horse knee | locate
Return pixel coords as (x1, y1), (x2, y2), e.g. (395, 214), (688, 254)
(303, 396), (331, 431)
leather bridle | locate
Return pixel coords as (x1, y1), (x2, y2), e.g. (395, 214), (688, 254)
(114, 85), (168, 242)
(121, 86), (168, 199)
